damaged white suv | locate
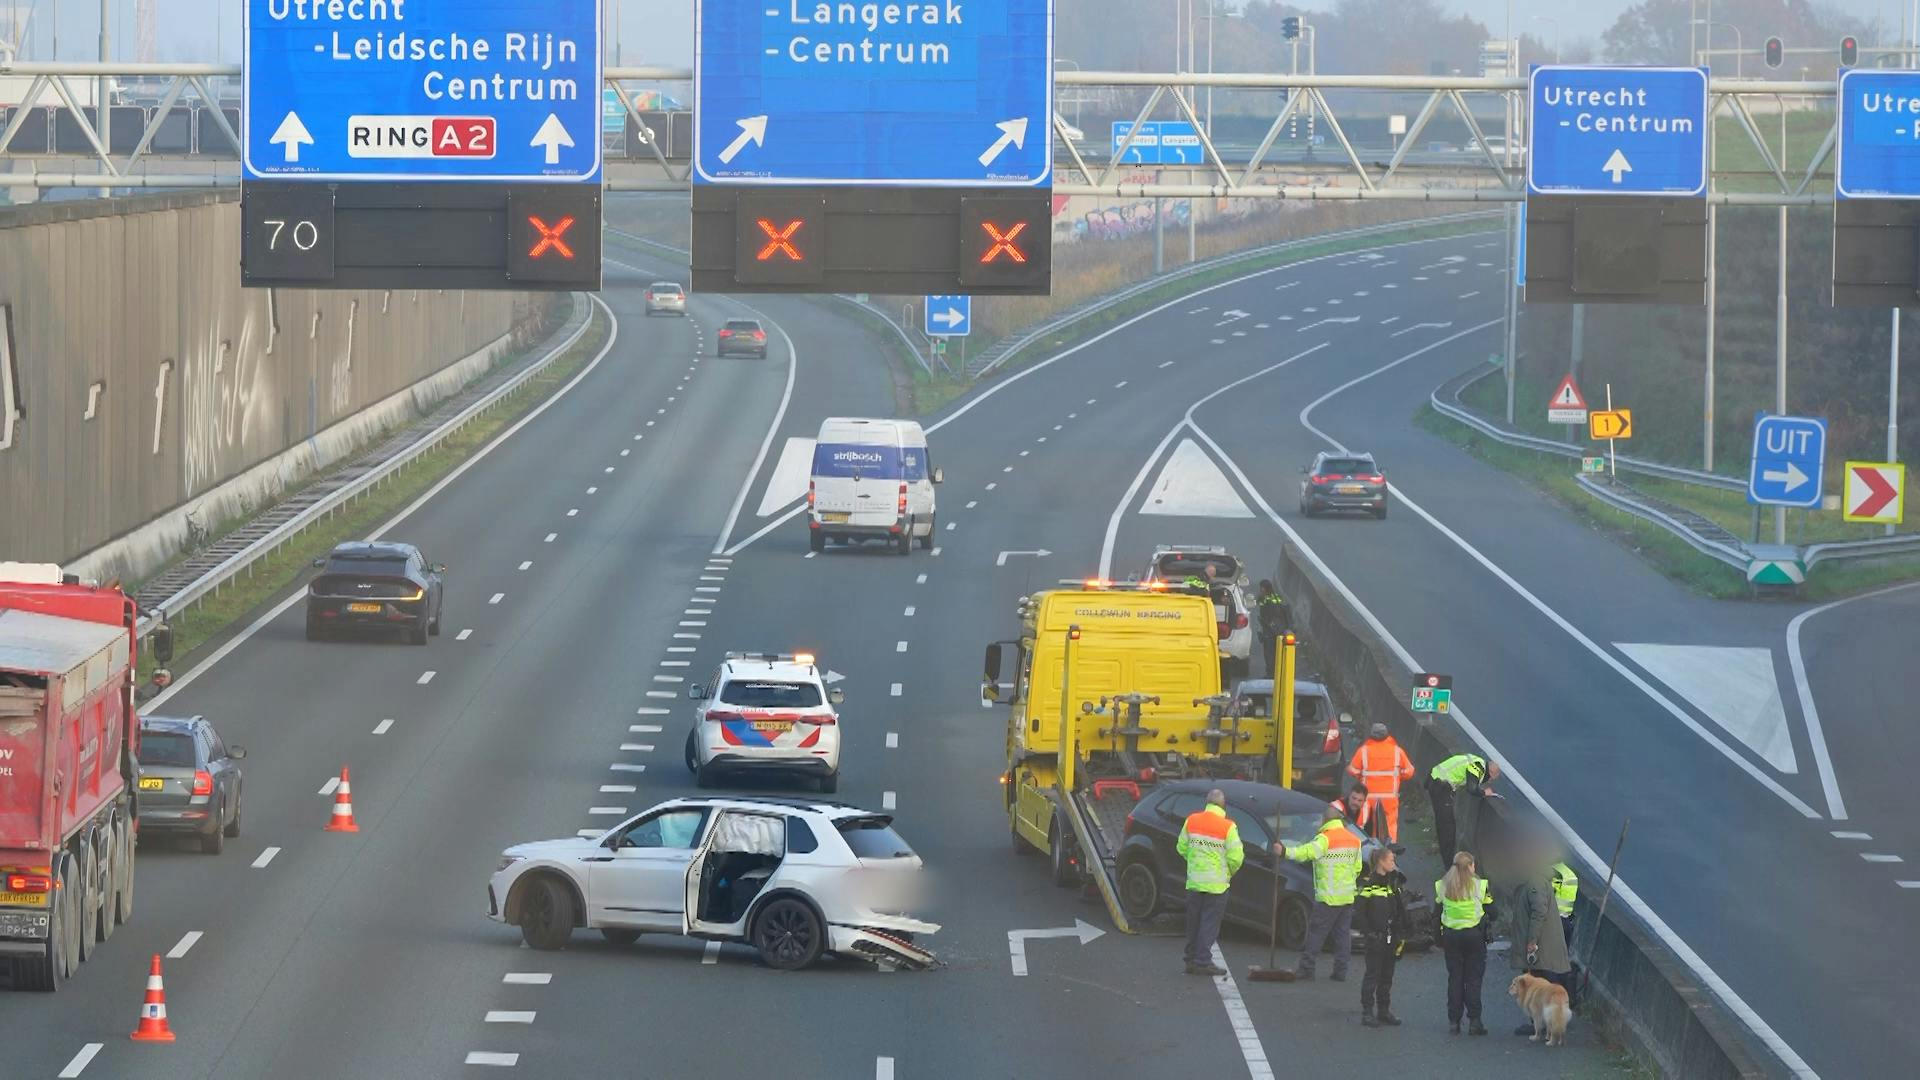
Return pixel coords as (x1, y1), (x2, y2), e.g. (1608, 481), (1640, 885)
(487, 796), (938, 970)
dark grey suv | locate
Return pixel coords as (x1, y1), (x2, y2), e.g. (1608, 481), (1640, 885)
(1299, 452), (1388, 519)
(136, 715), (246, 855)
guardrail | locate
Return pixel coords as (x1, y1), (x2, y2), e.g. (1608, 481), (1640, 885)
(972, 210), (1505, 378)
(1576, 476), (1751, 569)
(133, 294), (601, 643)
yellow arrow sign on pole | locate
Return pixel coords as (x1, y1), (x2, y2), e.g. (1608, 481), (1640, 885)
(1589, 409), (1633, 440)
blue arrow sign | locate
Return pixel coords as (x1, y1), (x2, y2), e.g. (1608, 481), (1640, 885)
(1749, 413), (1827, 508)
(243, 0), (602, 183)
(1527, 65), (1707, 197)
(1835, 69), (1920, 199)
(694, 0), (1052, 186)
(1112, 120), (1161, 164)
(1110, 120), (1199, 165)
(925, 294), (971, 337)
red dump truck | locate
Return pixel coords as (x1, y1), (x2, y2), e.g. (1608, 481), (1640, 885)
(0, 563), (162, 990)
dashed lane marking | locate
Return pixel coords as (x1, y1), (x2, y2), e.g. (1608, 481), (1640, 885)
(588, 807), (627, 816)
(620, 743), (656, 752)
(1209, 944), (1274, 1079)
(167, 931), (203, 959)
(604, 466), (616, 474)
(659, 660), (691, 667)
(1114, 380), (1128, 389)
(668, 646), (697, 653)
(567, 509), (579, 517)
(966, 501), (977, 509)
(1863, 854), (1905, 863)
(700, 575), (725, 582)
(417, 671), (436, 685)
(985, 482), (997, 491)
(896, 641), (908, 652)
(1832, 831), (1872, 840)
(1211, 339), (1226, 345)
(373, 719), (394, 735)
(503, 973), (551, 985)
(652, 675), (685, 683)
(58, 1044), (103, 1078)
(904, 606), (915, 616)
(518, 561), (532, 571)
(703, 941), (721, 965)
(489, 593), (505, 605)
(1459, 291), (1481, 300)
(464, 1052), (519, 1067)
(601, 785), (637, 794)
(456, 628), (472, 640)
(320, 776), (341, 796)
(645, 691), (677, 699)
(610, 763), (647, 773)
(251, 847), (281, 869)
(1898, 881), (1920, 889)
(804, 551), (818, 559)
(886, 733), (899, 748)
(1019, 450), (1030, 457)
(1002, 466), (1013, 473)
(587, 487), (597, 495)
(882, 791), (897, 810)
(891, 683), (903, 696)
(544, 533), (556, 543)
(916, 573), (928, 584)
(683, 608), (709, 616)
(631, 724), (663, 733)
(679, 620), (707, 627)
(931, 546), (942, 556)
(878, 1058), (895, 1080)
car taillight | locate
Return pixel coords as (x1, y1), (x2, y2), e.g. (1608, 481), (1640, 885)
(718, 329), (732, 337)
(1321, 716), (1342, 755)
(1234, 612), (1248, 630)
(807, 480), (816, 507)
(192, 771), (214, 796)
(1123, 812), (1136, 837)
(1365, 474), (1384, 483)
(4, 870), (51, 892)
(644, 291), (653, 300)
(753, 331), (766, 340)
(897, 482), (907, 515)
(1311, 474), (1334, 485)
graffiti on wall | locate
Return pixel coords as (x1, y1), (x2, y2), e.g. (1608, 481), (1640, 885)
(181, 296), (272, 498)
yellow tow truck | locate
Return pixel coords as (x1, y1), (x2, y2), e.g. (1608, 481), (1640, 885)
(982, 579), (1289, 933)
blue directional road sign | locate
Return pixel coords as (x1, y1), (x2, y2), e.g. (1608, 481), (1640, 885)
(243, 0), (602, 183)
(1835, 69), (1920, 199)
(1527, 65), (1708, 197)
(1749, 414), (1827, 509)
(925, 295), (971, 337)
(693, 0), (1052, 186)
(1110, 121), (1201, 165)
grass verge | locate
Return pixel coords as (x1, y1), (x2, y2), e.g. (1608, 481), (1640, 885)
(136, 303), (610, 683)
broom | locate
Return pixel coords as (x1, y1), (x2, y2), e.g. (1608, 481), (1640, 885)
(1247, 856), (1295, 982)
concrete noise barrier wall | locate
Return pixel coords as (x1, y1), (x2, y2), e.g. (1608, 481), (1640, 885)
(0, 190), (542, 573)
(1276, 543), (1782, 1080)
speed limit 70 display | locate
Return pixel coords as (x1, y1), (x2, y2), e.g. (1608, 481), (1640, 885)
(241, 185), (336, 286)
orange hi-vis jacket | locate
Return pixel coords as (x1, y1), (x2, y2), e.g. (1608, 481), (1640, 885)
(1347, 736), (1414, 840)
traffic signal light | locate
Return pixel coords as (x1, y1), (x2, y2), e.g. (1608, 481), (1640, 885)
(1764, 36), (1783, 70)
(959, 196), (1051, 290)
(1281, 16), (1300, 40)
(733, 195), (826, 285)
(507, 187), (603, 287)
(1841, 36), (1858, 67)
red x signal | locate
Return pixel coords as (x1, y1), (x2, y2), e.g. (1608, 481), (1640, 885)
(980, 221), (1028, 264)
(755, 218), (805, 262)
(528, 215), (576, 260)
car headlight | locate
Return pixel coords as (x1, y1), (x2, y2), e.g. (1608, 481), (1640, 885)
(497, 855), (524, 872)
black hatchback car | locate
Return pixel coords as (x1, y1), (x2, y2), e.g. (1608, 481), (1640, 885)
(306, 541), (445, 644)
(1228, 677), (1355, 802)
(1115, 779), (1428, 950)
(717, 318), (768, 357)
(136, 715), (245, 855)
(1299, 451), (1388, 519)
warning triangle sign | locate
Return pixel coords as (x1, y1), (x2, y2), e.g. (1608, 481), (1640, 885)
(1549, 374), (1587, 410)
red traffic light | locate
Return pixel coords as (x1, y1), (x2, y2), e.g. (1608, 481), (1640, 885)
(1764, 36), (1783, 70)
(527, 215), (576, 260)
(1841, 36), (1858, 67)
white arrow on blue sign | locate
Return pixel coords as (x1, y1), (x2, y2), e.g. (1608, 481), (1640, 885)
(1749, 414), (1827, 508)
(243, 0), (603, 183)
(693, 0), (1053, 186)
(1526, 65), (1708, 198)
(925, 295), (971, 337)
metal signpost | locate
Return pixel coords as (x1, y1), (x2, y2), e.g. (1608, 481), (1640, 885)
(1527, 66), (1708, 197)
(924, 295), (972, 337)
(1748, 414), (1827, 509)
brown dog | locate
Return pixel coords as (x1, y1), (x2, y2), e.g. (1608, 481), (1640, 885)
(1508, 974), (1572, 1046)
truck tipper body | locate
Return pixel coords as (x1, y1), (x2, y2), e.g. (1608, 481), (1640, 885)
(983, 580), (1283, 932)
(0, 565), (142, 990)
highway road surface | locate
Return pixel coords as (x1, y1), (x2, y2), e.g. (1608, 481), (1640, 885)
(6, 213), (1908, 1078)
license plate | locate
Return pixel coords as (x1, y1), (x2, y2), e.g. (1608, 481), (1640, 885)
(1338, 485), (1365, 495)
(820, 512), (850, 523)
(751, 720), (794, 733)
(347, 602), (383, 613)
(0, 891), (47, 906)
(139, 776), (165, 791)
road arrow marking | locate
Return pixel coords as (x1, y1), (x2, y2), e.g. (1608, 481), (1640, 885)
(1603, 148), (1632, 184)
(1008, 919), (1105, 975)
(718, 115), (767, 164)
(823, 669), (846, 684)
(530, 113), (574, 165)
(1214, 309), (1250, 326)
(932, 306), (966, 329)
(1297, 316), (1361, 333)
(1389, 320), (1455, 338)
(978, 117), (1029, 167)
(270, 111), (313, 162)
(996, 548), (1052, 567)
(1762, 461), (1809, 493)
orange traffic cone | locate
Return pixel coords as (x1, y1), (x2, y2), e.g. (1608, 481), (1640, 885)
(324, 766), (359, 833)
(129, 954), (176, 1042)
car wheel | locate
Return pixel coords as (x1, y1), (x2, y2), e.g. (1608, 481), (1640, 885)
(752, 897), (824, 971)
(1301, 502), (1317, 519)
(409, 618), (429, 646)
(518, 875), (576, 951)
(429, 612), (441, 636)
(918, 518), (934, 549)
(809, 530), (825, 554)
(816, 771), (838, 795)
(1117, 856), (1163, 921)
(895, 532), (912, 556)
(201, 808), (226, 855)
(1048, 821), (1078, 887)
(1374, 503), (1388, 520)
(600, 928), (642, 947)
(76, 845), (99, 962)
(1277, 895), (1311, 951)
(57, 854), (81, 980)
(684, 729), (700, 774)
(115, 815), (135, 927)
(225, 788), (243, 838)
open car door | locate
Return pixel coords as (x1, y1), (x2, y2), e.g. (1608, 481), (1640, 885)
(683, 811), (786, 937)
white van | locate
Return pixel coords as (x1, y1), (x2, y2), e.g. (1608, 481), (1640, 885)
(807, 418), (942, 555)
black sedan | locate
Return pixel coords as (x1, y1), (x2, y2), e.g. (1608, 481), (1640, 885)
(136, 715), (245, 855)
(717, 318), (768, 357)
(1299, 451), (1388, 519)
(1115, 779), (1429, 950)
(305, 541), (445, 645)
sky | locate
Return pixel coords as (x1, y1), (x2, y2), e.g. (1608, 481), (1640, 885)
(0, 1), (1904, 65)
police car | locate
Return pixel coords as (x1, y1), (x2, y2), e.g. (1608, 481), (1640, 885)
(685, 652), (845, 793)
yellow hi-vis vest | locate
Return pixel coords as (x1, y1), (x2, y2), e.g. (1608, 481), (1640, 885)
(1176, 805), (1244, 894)
(1285, 819), (1363, 906)
(1435, 875), (1491, 930)
(1552, 862), (1578, 918)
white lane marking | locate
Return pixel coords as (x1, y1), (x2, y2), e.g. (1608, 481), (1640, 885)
(647, 420), (655, 427)
(1459, 290), (1481, 299)
(703, 941), (721, 965)
(634, 434), (643, 441)
(877, 1058), (894, 1080)
(645, 690), (677, 699)
(167, 931), (203, 959)
(1160, 360), (1175, 368)
(1380, 316), (1400, 325)
(916, 573), (928, 584)
(1212, 338), (1227, 344)
(700, 575), (726, 582)
(610, 763), (647, 773)
(1019, 450), (1030, 457)
(1291, 320), (1821, 820)
(1616, 644), (1798, 772)
(1187, 305), (1211, 314)
(139, 299), (621, 712)
(636, 709), (670, 718)
(1898, 881), (1920, 889)
(518, 561), (531, 571)
(696, 586), (722, 593)
(1832, 831), (1872, 840)
(620, 743), (656, 752)
(1863, 854), (1905, 863)
(1188, 419), (1820, 1079)
(464, 1052), (519, 1067)
(882, 791), (897, 810)
(1274, 281), (1298, 291)
(1086, 398), (1097, 405)
(251, 847), (281, 869)
(931, 546), (942, 556)
(804, 551), (818, 559)
(489, 593), (505, 604)
(588, 807), (628, 816)
(544, 533), (557, 543)
(896, 641), (908, 653)
(58, 1045), (103, 1079)
(986, 482), (997, 490)
(605, 466), (616, 473)
(1209, 944), (1275, 1080)
(1003, 466), (1013, 473)
(904, 606), (915, 616)
(417, 671), (436, 685)
(567, 508), (579, 517)
(485, 1011), (536, 1024)
(1054, 423), (1064, 431)
(679, 620), (707, 627)
(576, 828), (603, 837)
(1139, 437), (1255, 519)
(714, 302), (800, 554)
(373, 718), (394, 735)
(890, 683), (903, 696)
(1115, 380), (1128, 389)
(587, 487), (598, 495)
(946, 522), (957, 530)
(660, 660), (691, 667)
(601, 785), (638, 793)
(621, 449), (631, 457)
(1787, 582), (1920, 821)
(631, 725), (664, 734)
(886, 732), (899, 748)
(503, 973), (552, 985)
(456, 628), (472, 640)
(682, 609), (708, 616)
(1097, 343), (1330, 576)
(966, 500), (978, 509)
(756, 436), (818, 517)
(319, 776), (341, 796)
(668, 646), (696, 653)
(652, 675), (685, 683)
(710, 556), (733, 563)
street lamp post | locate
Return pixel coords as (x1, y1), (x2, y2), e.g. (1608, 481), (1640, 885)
(1201, 4), (1244, 136)
(1054, 58), (1082, 129)
(1692, 19), (1743, 78)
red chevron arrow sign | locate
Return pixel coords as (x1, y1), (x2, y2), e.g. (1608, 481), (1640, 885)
(1843, 462), (1906, 524)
